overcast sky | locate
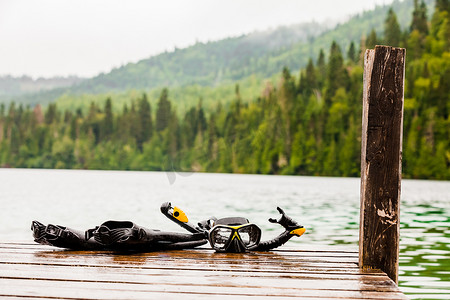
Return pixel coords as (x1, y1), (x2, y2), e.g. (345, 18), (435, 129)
(0, 0), (393, 78)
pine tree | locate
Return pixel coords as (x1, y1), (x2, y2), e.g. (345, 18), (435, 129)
(70, 117), (78, 140)
(16, 104), (24, 127)
(347, 41), (357, 63)
(63, 110), (72, 124)
(140, 94), (152, 138)
(196, 98), (207, 134)
(136, 93), (152, 151)
(156, 88), (171, 132)
(317, 49), (326, 89)
(279, 67), (296, 159)
(102, 97), (113, 139)
(325, 41), (346, 104)
(298, 71), (307, 95)
(384, 8), (402, 46)
(76, 108), (83, 118)
(87, 102), (101, 144)
(207, 113), (217, 161)
(44, 103), (57, 125)
(182, 107), (198, 148)
(0, 103), (4, 118)
(431, 0), (450, 52)
(0, 119), (3, 144)
(304, 58), (317, 96)
(322, 139), (338, 176)
(234, 84), (242, 115)
(129, 101), (138, 144)
(366, 29), (379, 49)
(407, 29), (424, 59)
(410, 0), (428, 35)
(10, 124), (20, 155)
(435, 0), (450, 13)
(289, 124), (306, 173)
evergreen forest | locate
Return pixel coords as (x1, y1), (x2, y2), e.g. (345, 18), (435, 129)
(0, 0), (449, 180)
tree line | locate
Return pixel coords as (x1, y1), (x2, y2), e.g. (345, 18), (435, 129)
(0, 0), (448, 179)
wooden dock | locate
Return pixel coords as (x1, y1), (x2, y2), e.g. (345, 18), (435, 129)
(0, 242), (407, 299)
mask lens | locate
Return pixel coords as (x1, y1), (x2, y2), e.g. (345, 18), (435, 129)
(210, 227), (232, 250)
(237, 225), (260, 248)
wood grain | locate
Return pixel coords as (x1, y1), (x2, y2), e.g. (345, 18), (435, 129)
(360, 45), (405, 284)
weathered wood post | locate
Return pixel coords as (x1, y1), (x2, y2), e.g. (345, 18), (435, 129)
(359, 45), (405, 284)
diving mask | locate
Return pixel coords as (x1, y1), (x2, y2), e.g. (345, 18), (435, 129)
(208, 217), (261, 253)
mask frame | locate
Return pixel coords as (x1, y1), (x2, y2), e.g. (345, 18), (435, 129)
(208, 223), (262, 252)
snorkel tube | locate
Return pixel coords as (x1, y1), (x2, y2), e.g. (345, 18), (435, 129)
(160, 202), (206, 234)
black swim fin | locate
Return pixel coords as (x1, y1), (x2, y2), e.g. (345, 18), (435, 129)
(91, 220), (207, 251)
(31, 220), (104, 250)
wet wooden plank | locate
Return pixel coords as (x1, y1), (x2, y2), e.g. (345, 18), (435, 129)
(0, 255), (365, 276)
(0, 258), (370, 277)
(0, 263), (392, 283)
(0, 242), (407, 299)
(0, 261), (380, 276)
(0, 277), (399, 294)
(1, 279), (402, 299)
(1, 249), (360, 260)
(0, 247), (361, 267)
(0, 243), (360, 256)
(0, 279), (409, 299)
(0, 251), (359, 264)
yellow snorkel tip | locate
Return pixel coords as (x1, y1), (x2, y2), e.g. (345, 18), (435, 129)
(173, 206), (189, 223)
(290, 227), (306, 237)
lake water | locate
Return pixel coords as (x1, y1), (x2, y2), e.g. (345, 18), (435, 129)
(0, 168), (449, 299)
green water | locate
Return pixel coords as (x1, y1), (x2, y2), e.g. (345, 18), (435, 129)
(399, 202), (450, 299)
(0, 170), (448, 299)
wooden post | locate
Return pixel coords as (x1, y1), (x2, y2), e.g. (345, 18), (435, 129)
(359, 45), (405, 284)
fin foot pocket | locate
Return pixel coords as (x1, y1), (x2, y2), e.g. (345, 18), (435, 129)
(31, 221), (50, 245)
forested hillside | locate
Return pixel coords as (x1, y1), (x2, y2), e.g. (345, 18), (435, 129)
(3, 0), (433, 106)
(1, 0), (448, 180)
(4, 21), (329, 105)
